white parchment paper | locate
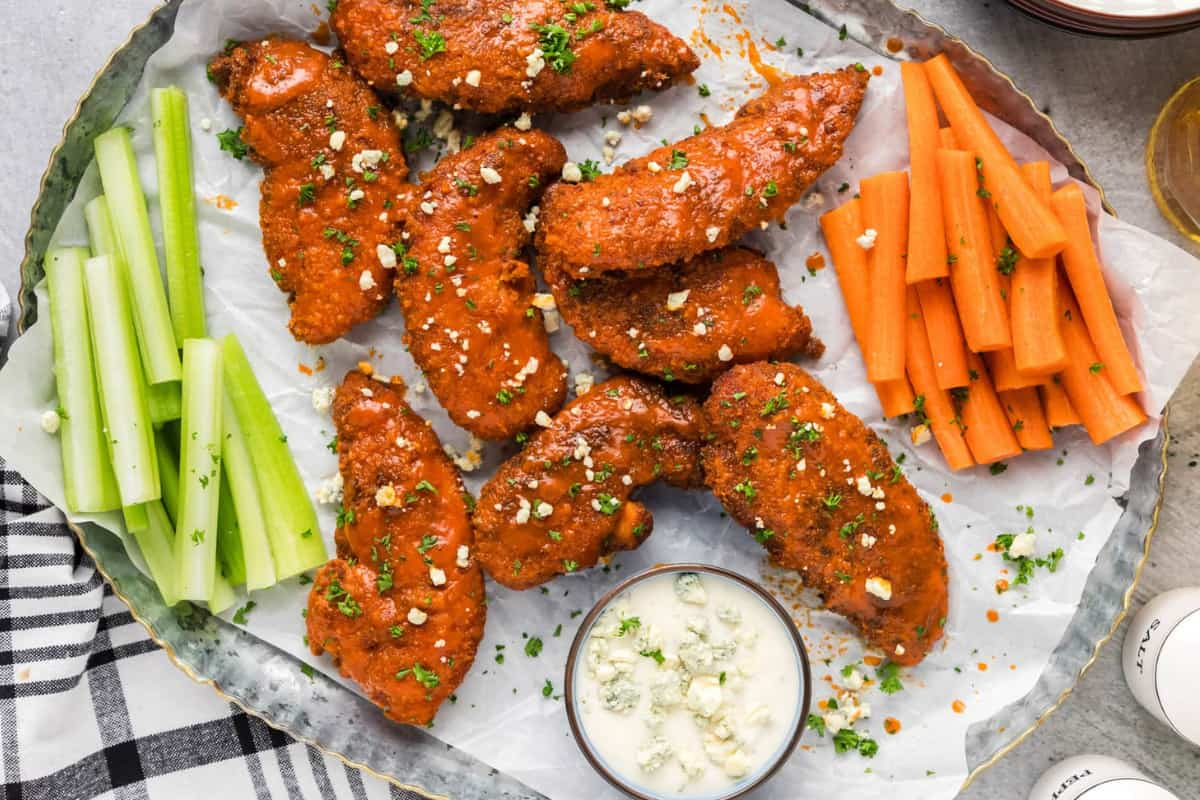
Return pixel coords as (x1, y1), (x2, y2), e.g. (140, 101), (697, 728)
(3, 0), (1200, 796)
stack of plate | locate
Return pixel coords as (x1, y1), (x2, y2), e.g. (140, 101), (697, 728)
(1007, 0), (1200, 35)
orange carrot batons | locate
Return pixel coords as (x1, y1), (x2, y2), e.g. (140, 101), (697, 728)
(901, 62), (950, 283)
(960, 352), (1023, 465)
(1051, 184), (1144, 395)
(1011, 162), (1068, 376)
(987, 349), (1042, 392)
(937, 126), (958, 149)
(999, 387), (1054, 451)
(1057, 282), (1147, 445)
(820, 200), (916, 417)
(905, 287), (974, 470)
(915, 279), (971, 389)
(861, 172), (910, 383)
(1040, 379), (1081, 428)
(924, 55), (1068, 259)
(937, 149), (1012, 352)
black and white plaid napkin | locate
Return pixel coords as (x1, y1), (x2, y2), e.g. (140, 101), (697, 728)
(0, 299), (425, 800)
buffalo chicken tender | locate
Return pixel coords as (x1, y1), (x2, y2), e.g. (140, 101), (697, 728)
(330, 0), (699, 115)
(394, 128), (568, 440)
(209, 38), (408, 344)
(474, 376), (705, 590)
(537, 68), (869, 280)
(702, 363), (948, 665)
(546, 246), (823, 384)
(306, 371), (485, 726)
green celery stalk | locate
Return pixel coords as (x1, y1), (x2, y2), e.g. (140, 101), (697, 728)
(216, 473), (247, 587)
(151, 87), (207, 342)
(173, 338), (223, 602)
(93, 127), (182, 384)
(82, 255), (161, 507)
(155, 427), (181, 524)
(136, 501), (181, 606)
(123, 503), (150, 533)
(221, 334), (327, 579)
(209, 570), (237, 615)
(148, 381), (183, 426)
(44, 248), (121, 513)
(222, 388), (276, 590)
(86, 196), (183, 427)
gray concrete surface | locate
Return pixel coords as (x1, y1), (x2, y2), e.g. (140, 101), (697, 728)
(0, 1), (1196, 797)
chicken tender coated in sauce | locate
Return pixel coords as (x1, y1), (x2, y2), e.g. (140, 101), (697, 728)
(474, 376), (704, 590)
(394, 128), (568, 440)
(537, 68), (869, 280)
(702, 363), (948, 665)
(209, 38), (408, 344)
(546, 247), (823, 384)
(330, 0), (699, 115)
(306, 370), (485, 726)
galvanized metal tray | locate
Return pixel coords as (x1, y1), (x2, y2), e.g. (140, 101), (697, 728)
(17, 1), (1168, 797)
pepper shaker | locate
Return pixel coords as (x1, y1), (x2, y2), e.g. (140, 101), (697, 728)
(1029, 754), (1179, 799)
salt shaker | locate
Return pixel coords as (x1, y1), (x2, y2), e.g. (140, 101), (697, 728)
(1028, 754), (1179, 799)
(1122, 587), (1200, 748)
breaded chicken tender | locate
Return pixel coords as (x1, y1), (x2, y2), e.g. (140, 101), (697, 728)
(546, 247), (823, 384)
(330, 0), (699, 115)
(209, 38), (407, 344)
(306, 370), (485, 726)
(394, 128), (568, 440)
(537, 68), (869, 279)
(474, 376), (705, 590)
(702, 363), (948, 665)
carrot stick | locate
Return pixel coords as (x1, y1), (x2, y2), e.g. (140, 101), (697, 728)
(1040, 379), (1081, 428)
(924, 55), (1068, 259)
(999, 387), (1053, 451)
(981, 196), (1036, 390)
(821, 200), (916, 417)
(1057, 280), (1147, 445)
(901, 63), (950, 284)
(915, 279), (971, 389)
(959, 352), (1023, 465)
(937, 149), (1012, 352)
(987, 349), (1042, 392)
(1011, 162), (1068, 376)
(1051, 184), (1144, 395)
(861, 172), (910, 383)
(905, 287), (974, 470)
(937, 126), (958, 149)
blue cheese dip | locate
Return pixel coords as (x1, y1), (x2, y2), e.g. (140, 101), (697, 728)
(572, 570), (804, 797)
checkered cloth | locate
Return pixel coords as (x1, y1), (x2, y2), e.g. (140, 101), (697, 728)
(0, 459), (426, 794)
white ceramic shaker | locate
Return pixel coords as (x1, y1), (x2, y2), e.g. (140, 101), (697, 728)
(1028, 754), (1179, 799)
(1122, 587), (1200, 748)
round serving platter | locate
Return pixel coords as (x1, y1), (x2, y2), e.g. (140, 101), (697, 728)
(17, 0), (1170, 797)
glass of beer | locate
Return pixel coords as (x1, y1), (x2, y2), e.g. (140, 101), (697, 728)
(1147, 76), (1200, 247)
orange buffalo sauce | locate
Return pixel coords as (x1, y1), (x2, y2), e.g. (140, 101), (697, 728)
(952, 699), (966, 713)
(986, 609), (1000, 623)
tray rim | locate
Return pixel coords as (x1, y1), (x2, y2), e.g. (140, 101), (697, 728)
(14, 1), (1170, 796)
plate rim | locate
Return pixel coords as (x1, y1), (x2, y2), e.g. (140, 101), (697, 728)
(14, 1), (1171, 796)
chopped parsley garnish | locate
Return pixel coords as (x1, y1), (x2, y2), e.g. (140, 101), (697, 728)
(524, 636), (544, 657)
(578, 159), (601, 181)
(531, 22), (576, 73)
(742, 283), (763, 305)
(594, 494), (621, 515)
(216, 128), (248, 160)
(232, 601), (257, 625)
(759, 391), (789, 417)
(668, 149), (689, 170)
(562, 559), (579, 573)
(412, 663), (440, 689)
(640, 648), (665, 664)
(297, 183), (316, 206)
(877, 662), (904, 694)
(542, 679), (554, 697)
(733, 480), (756, 500)
(617, 616), (641, 636)
(414, 29), (446, 60)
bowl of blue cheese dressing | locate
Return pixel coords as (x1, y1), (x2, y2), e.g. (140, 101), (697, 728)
(565, 564), (812, 800)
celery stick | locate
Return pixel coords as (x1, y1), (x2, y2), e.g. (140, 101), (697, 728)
(86, 197), (184, 426)
(44, 248), (121, 513)
(155, 427), (181, 524)
(151, 88), (207, 342)
(222, 389), (276, 590)
(174, 339), (223, 602)
(123, 503), (150, 533)
(136, 501), (181, 607)
(208, 570), (237, 615)
(148, 381), (183, 425)
(220, 335), (327, 579)
(216, 473), (247, 587)
(93, 127), (182, 384)
(82, 255), (161, 506)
